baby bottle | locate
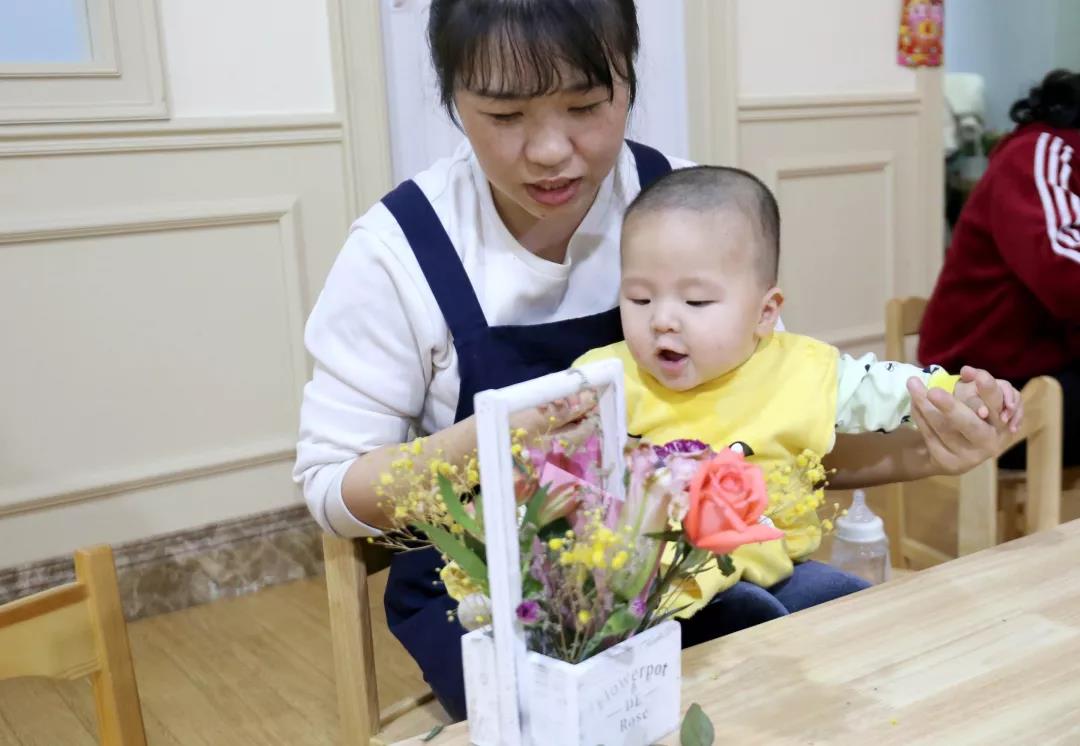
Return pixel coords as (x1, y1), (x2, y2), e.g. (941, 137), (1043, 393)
(829, 490), (890, 585)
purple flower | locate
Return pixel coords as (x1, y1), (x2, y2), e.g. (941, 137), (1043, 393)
(516, 600), (543, 626)
(630, 596), (648, 618)
(653, 439), (711, 461)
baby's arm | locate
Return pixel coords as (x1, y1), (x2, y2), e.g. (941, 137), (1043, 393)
(835, 354), (1020, 434)
(835, 354), (959, 434)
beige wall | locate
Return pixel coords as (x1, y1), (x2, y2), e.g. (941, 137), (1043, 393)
(159, 0), (337, 117)
(726, 0), (943, 356)
(0, 0), (389, 566)
(737, 0), (917, 98)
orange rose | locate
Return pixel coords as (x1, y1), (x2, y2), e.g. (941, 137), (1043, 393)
(683, 450), (783, 554)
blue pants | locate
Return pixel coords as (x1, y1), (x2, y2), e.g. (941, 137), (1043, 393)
(679, 560), (870, 648)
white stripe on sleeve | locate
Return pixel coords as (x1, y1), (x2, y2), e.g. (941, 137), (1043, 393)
(1034, 132), (1080, 262)
(1051, 140), (1080, 242)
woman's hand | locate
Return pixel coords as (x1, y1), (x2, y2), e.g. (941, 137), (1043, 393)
(511, 389), (600, 449)
(906, 368), (1023, 476)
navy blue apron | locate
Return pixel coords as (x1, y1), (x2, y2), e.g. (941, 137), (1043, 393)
(379, 141), (671, 720)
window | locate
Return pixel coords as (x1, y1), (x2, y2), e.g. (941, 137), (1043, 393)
(0, 0), (167, 124)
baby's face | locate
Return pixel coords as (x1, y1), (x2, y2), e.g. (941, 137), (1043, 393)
(619, 207), (780, 391)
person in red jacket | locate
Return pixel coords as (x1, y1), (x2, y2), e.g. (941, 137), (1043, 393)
(920, 69), (1080, 467)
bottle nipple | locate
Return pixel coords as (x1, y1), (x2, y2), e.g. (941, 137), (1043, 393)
(834, 490), (885, 543)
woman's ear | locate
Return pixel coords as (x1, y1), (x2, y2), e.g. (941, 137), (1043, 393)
(756, 286), (784, 339)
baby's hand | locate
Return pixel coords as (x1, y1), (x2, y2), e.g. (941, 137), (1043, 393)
(952, 366), (1022, 434)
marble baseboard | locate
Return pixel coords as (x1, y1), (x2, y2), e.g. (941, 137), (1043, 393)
(0, 505), (323, 620)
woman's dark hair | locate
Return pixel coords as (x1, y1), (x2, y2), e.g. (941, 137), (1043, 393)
(1009, 69), (1080, 129)
(428, 0), (639, 122)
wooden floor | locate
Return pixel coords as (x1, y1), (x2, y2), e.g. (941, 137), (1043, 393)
(3, 484), (1078, 745)
(0, 572), (447, 746)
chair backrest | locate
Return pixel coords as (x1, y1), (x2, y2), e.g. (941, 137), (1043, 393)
(0, 545), (146, 746)
(884, 296), (928, 362)
(883, 296), (1063, 563)
(884, 295), (1063, 492)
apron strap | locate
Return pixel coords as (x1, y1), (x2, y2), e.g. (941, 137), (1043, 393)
(382, 179), (489, 341)
(626, 140), (673, 190)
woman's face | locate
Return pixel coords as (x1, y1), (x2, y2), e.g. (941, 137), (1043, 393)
(455, 76), (630, 246)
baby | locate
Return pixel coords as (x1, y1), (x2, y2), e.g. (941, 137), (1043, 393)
(575, 165), (1020, 616)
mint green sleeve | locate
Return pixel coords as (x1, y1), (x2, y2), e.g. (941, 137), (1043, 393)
(834, 353), (951, 434)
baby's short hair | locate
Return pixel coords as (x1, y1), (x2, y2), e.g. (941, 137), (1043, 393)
(624, 165), (780, 284)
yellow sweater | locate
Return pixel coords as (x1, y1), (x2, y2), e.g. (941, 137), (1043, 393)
(575, 332), (960, 617)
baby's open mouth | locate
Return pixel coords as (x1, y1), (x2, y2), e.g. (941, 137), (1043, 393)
(657, 350), (687, 363)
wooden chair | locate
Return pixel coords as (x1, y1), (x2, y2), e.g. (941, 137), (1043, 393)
(0, 545), (146, 746)
(322, 534), (450, 745)
(884, 297), (1074, 567)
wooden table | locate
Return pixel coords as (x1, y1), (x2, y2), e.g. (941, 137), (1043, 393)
(396, 519), (1080, 745)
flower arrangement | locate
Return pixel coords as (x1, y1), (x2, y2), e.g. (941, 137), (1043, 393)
(371, 420), (838, 666)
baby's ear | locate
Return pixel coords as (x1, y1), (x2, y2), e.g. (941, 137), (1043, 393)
(756, 286), (784, 338)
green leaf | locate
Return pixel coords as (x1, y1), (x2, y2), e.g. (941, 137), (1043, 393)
(680, 703), (715, 746)
(463, 532), (487, 564)
(644, 530), (685, 543)
(671, 566), (705, 581)
(519, 518), (538, 543)
(421, 724), (444, 742)
(580, 608), (641, 659)
(715, 554), (736, 577)
(685, 547), (711, 566)
(415, 521), (488, 592)
(597, 607), (641, 638)
(523, 484), (550, 528)
(472, 491), (484, 529)
(437, 475), (482, 540)
(522, 574), (543, 597)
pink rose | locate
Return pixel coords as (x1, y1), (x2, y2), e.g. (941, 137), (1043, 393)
(683, 450), (783, 554)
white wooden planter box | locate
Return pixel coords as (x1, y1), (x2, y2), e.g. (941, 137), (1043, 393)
(465, 360), (683, 745)
(463, 620), (681, 746)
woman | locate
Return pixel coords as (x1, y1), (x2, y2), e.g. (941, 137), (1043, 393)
(296, 0), (1015, 720)
(921, 69), (1079, 468)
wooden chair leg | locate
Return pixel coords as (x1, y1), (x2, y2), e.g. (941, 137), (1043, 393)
(1025, 379), (1064, 534)
(957, 460), (998, 556)
(323, 534), (381, 745)
(998, 484), (1018, 542)
(75, 547), (147, 746)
